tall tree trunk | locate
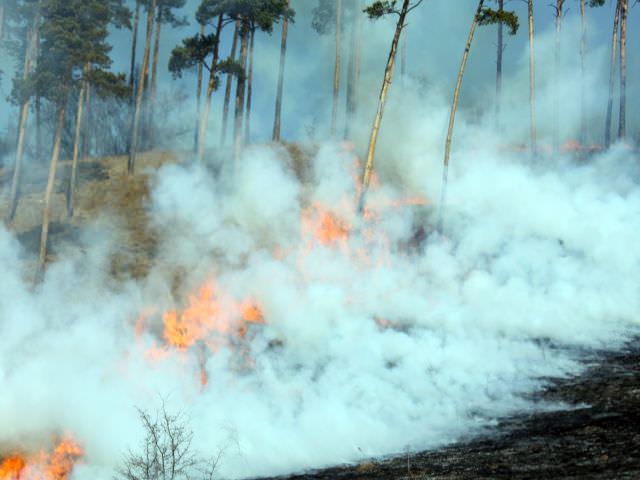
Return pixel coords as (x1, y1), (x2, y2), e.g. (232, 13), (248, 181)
(579, 0), (586, 145)
(83, 81), (92, 159)
(129, 1), (141, 98)
(331, 0), (342, 137)
(67, 65), (89, 217)
(221, 19), (240, 146)
(440, 0), (484, 229)
(148, 6), (162, 149)
(233, 18), (250, 163)
(528, 0), (537, 154)
(128, 0), (156, 175)
(197, 14), (223, 164)
(605, 1), (620, 148)
(617, 0), (627, 140)
(272, 2), (289, 142)
(244, 27), (255, 143)
(194, 23), (205, 152)
(553, 0), (564, 151)
(357, 0), (410, 214)
(495, 0), (503, 130)
(344, 0), (362, 140)
(0, 4), (5, 41)
(36, 98), (67, 281)
(7, 8), (40, 222)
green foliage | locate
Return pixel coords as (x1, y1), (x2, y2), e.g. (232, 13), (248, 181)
(477, 7), (519, 35)
(158, 0), (188, 28)
(196, 0), (294, 32)
(588, 0), (605, 6)
(169, 32), (218, 77)
(363, 0), (398, 19)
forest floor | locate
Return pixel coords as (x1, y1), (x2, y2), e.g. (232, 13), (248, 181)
(1, 149), (639, 479)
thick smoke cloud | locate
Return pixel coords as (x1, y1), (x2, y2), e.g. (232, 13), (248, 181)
(1, 1), (639, 479)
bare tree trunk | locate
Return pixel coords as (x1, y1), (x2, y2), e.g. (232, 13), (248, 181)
(197, 14), (223, 164)
(439, 0), (484, 229)
(67, 65), (89, 217)
(617, 0), (627, 140)
(36, 99), (67, 281)
(553, 0), (564, 151)
(357, 0), (411, 213)
(148, 6), (162, 148)
(83, 81), (91, 159)
(605, 1), (620, 149)
(233, 18), (250, 163)
(331, 0), (342, 137)
(194, 23), (205, 152)
(128, 0), (156, 175)
(272, 1), (289, 142)
(221, 20), (240, 146)
(344, 0), (362, 140)
(7, 8), (40, 222)
(528, 0), (537, 154)
(495, 0), (503, 131)
(579, 0), (586, 145)
(129, 1), (141, 96)
(0, 4), (5, 41)
(244, 27), (255, 143)
(35, 95), (42, 160)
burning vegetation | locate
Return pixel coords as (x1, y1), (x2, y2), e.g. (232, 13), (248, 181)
(0, 437), (83, 480)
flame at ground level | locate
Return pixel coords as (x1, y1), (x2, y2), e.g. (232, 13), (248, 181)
(0, 437), (83, 480)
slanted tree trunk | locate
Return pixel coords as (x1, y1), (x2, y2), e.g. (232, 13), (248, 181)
(129, 0), (141, 97)
(7, 8), (40, 222)
(221, 20), (240, 146)
(128, 0), (156, 175)
(495, 0), (503, 130)
(244, 27), (255, 143)
(357, 0), (411, 214)
(233, 18), (250, 163)
(331, 0), (342, 137)
(67, 65), (89, 217)
(440, 0), (484, 229)
(36, 97), (68, 281)
(528, 0), (537, 154)
(604, 1), (620, 148)
(148, 6), (162, 148)
(617, 0), (627, 140)
(194, 23), (205, 152)
(272, 1), (289, 142)
(197, 14), (223, 164)
(579, 0), (586, 145)
(553, 0), (564, 151)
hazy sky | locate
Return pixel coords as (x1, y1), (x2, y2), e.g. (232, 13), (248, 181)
(0, 0), (637, 146)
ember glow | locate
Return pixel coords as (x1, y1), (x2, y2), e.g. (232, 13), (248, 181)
(0, 438), (82, 480)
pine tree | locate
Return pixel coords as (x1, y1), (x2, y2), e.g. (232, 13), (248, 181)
(440, 1), (517, 228)
(604, 1), (620, 148)
(128, 0), (156, 174)
(6, 0), (41, 223)
(30, 0), (129, 279)
(617, 0), (627, 141)
(357, 0), (424, 214)
(272, 0), (289, 142)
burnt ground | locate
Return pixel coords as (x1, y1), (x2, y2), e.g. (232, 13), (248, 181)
(258, 339), (640, 480)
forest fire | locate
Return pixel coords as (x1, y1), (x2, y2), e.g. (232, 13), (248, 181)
(0, 437), (83, 480)
(301, 204), (351, 248)
(135, 279), (265, 384)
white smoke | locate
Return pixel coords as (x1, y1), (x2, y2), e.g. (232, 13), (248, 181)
(1, 2), (640, 479)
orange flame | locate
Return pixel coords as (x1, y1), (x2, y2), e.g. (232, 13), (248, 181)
(0, 437), (83, 480)
(301, 204), (350, 248)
